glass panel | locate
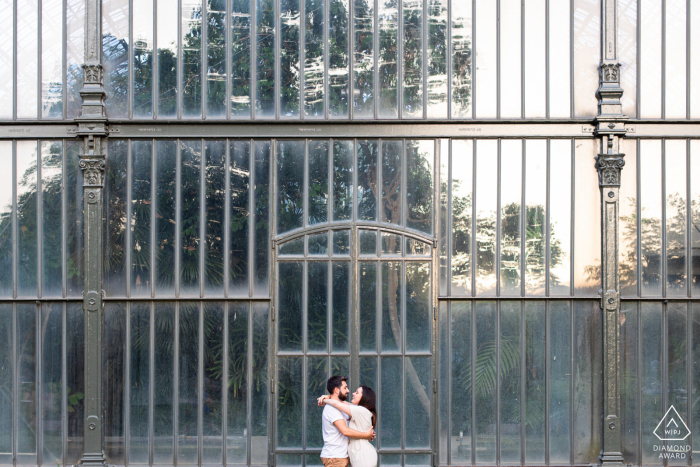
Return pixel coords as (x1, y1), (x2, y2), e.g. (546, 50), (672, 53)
(405, 454), (431, 466)
(308, 261), (328, 352)
(406, 357), (430, 448)
(499, 0), (521, 118)
(640, 140), (662, 296)
(358, 140), (378, 221)
(329, 0), (350, 117)
(103, 0), (129, 118)
(380, 357), (402, 447)
(251, 303), (269, 463)
(640, 302), (662, 464)
(665, 0), (687, 118)
(548, 140), (572, 294)
(333, 261), (350, 351)
(360, 230), (377, 254)
(667, 302), (688, 466)
(381, 232), (401, 255)
(450, 301), (471, 464)
(0, 0), (12, 119)
(254, 142), (271, 295)
(66, 142), (83, 297)
(41, 303), (62, 464)
(360, 357), (377, 393)
(277, 357), (303, 447)
(178, 302), (199, 463)
(427, 0), (447, 118)
(381, 453), (401, 467)
(308, 232), (329, 255)
(333, 140), (354, 221)
(524, 301), (545, 462)
(104, 302), (126, 464)
(157, 0), (178, 117)
(381, 141), (402, 224)
(406, 238), (430, 255)
(524, 0), (546, 118)
(549, 301), (571, 463)
(17, 141), (38, 297)
(378, 0), (399, 118)
(525, 140), (547, 294)
(129, 303), (150, 463)
(692, 141), (700, 297)
(0, 142), (11, 297)
(499, 301), (521, 463)
(639, 0), (662, 118)
(277, 141), (305, 234)
(693, 304), (700, 461)
(307, 357), (328, 448)
(0, 305), (10, 463)
(309, 141), (329, 225)
(475, 140), (497, 295)
(439, 139), (448, 295)
(66, 0), (85, 118)
(180, 141), (202, 296)
(155, 141), (177, 297)
(205, 141), (226, 294)
(256, 0), (275, 117)
(133, 0), (154, 117)
(474, 0), (496, 118)
(41, 142), (63, 297)
(438, 303), (448, 463)
(154, 302), (174, 463)
(620, 302), (638, 465)
(451, 0), (472, 118)
(42, 0), (63, 118)
(131, 141), (152, 298)
(182, 0), (203, 117)
(278, 453), (303, 466)
(382, 261), (402, 351)
(500, 140), (522, 295)
(227, 302), (248, 464)
(406, 140), (433, 234)
(16, 0), (38, 119)
(280, 0), (300, 117)
(618, 0), (636, 117)
(405, 262), (430, 352)
(451, 140), (473, 295)
(360, 261), (377, 351)
(231, 0), (252, 117)
(573, 0), (600, 118)
(207, 0), (227, 118)
(474, 301), (496, 463)
(333, 230), (350, 254)
(304, 0), (325, 117)
(666, 140), (687, 295)
(279, 261), (303, 351)
(17, 304), (37, 464)
(354, 0), (374, 117)
(104, 140), (127, 297)
(549, 0), (571, 118)
(203, 302), (224, 463)
(230, 141), (250, 295)
(574, 139), (601, 295)
(403, 0), (423, 118)
(66, 303), (85, 464)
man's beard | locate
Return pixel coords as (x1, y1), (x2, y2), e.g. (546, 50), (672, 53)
(338, 392), (348, 402)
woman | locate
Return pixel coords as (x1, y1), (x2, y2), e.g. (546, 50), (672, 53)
(318, 386), (378, 467)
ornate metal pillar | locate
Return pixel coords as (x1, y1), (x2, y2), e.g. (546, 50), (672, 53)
(77, 0), (108, 464)
(595, 0), (626, 464)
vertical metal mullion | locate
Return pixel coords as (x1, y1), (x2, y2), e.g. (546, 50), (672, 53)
(324, 0), (330, 119)
(401, 347), (406, 452)
(569, 0), (574, 117)
(177, 0), (183, 119)
(222, 301), (229, 466)
(37, 140), (43, 298)
(471, 140), (476, 296)
(36, 302), (42, 467)
(663, 301), (669, 466)
(61, 140), (67, 298)
(202, 0), (208, 119)
(496, 0), (500, 119)
(175, 142), (182, 297)
(349, 0), (355, 120)
(636, 302), (642, 462)
(350, 226), (359, 390)
(446, 0), (452, 119)
(246, 301), (254, 466)
(173, 302), (180, 465)
(376, 258), (381, 356)
(662, 139), (667, 298)
(636, 140), (642, 296)
(326, 259), (332, 357)
(422, 0), (427, 119)
(274, 0), (280, 119)
(200, 139), (206, 298)
(249, 139), (255, 298)
(37, 0), (42, 120)
(544, 0), (549, 118)
(251, 0), (257, 119)
(150, 140), (157, 298)
(304, 139), (309, 229)
(226, 0), (232, 120)
(401, 139), (407, 227)
(373, 0), (378, 120)
(569, 299), (575, 466)
(148, 301), (155, 465)
(544, 301), (550, 465)
(521, 139), (526, 297)
(62, 0), (67, 120)
(376, 354), (382, 451)
(447, 140), (452, 296)
(12, 303), (17, 461)
(378, 139), (382, 225)
(688, 139), (692, 298)
(495, 301), (500, 466)
(471, 0), (475, 119)
(12, 140), (17, 298)
(401, 261), (406, 355)
(125, 303), (132, 466)
(520, 300), (526, 467)
(302, 261), (310, 451)
(661, 0), (666, 119)
(686, 301), (693, 462)
(128, 0), (134, 119)
(198, 301), (204, 466)
(398, 0), (403, 120)
(224, 141), (231, 298)
(153, 0), (159, 119)
(353, 139), (358, 222)
(687, 0), (691, 119)
(469, 301), (475, 466)
(330, 139), (335, 223)
(545, 140), (550, 296)
(126, 141), (133, 298)
(636, 0), (641, 119)
(496, 139), (501, 297)
(570, 139), (575, 296)
(446, 301), (452, 465)
(12, 0), (17, 120)
(61, 303), (67, 467)
(300, 0), (306, 119)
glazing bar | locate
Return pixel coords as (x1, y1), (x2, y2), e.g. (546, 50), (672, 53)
(225, 0), (232, 119)
(496, 0), (500, 119)
(224, 141), (231, 297)
(494, 301), (500, 464)
(125, 302), (132, 464)
(446, 0), (452, 119)
(62, 140), (67, 297)
(661, 0), (666, 119)
(519, 300), (525, 465)
(148, 301), (155, 465)
(12, 303), (16, 461)
(349, 0), (354, 120)
(471, 0), (475, 119)
(200, 138), (206, 297)
(568, 0), (573, 117)
(330, 138), (335, 222)
(128, 0), (134, 119)
(401, 139), (407, 227)
(422, 0), (427, 119)
(545, 140), (550, 296)
(37, 0), (42, 120)
(446, 302), (452, 464)
(249, 139), (255, 298)
(198, 301), (204, 465)
(247, 301), (254, 466)
(222, 301), (229, 465)
(153, 0), (158, 119)
(173, 302), (180, 463)
(447, 140), (452, 296)
(251, 0), (257, 120)
(12, 0), (17, 120)
(178, 0), (183, 119)
(520, 139), (526, 297)
(37, 141), (42, 298)
(470, 301), (475, 465)
(687, 139), (692, 298)
(324, 0), (329, 119)
(275, 0), (280, 119)
(175, 141), (182, 297)
(202, 0), (208, 119)
(544, 0), (549, 118)
(151, 140), (156, 298)
(397, 0), (403, 120)
(304, 139), (309, 228)
(299, 0), (305, 120)
(126, 141), (133, 298)
(661, 139), (666, 297)
(36, 302), (42, 466)
(569, 299), (574, 465)
(62, 0), (67, 120)
(471, 140), (476, 296)
(13, 141), (17, 298)
(373, 0), (378, 120)
(569, 139), (575, 296)
(61, 302), (67, 466)
(495, 139), (501, 296)
(544, 301), (550, 464)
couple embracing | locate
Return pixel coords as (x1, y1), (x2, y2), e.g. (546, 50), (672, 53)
(317, 375), (378, 467)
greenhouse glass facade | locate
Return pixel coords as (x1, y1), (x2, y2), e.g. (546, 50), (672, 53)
(0, 0), (699, 466)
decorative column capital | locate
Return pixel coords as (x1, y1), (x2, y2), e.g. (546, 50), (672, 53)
(595, 153), (625, 187)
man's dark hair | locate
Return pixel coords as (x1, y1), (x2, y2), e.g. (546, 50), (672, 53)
(327, 375), (348, 395)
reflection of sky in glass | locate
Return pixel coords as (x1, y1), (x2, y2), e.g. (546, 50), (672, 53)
(500, 140), (521, 294)
(639, 0), (661, 118)
(665, 140), (687, 295)
(451, 140), (472, 295)
(573, 0), (600, 118)
(17, 0), (38, 119)
(549, 140), (571, 294)
(639, 140), (661, 296)
(499, 0), (520, 119)
(475, 0), (496, 118)
(525, 140), (546, 294)
(0, 0), (12, 118)
(573, 139), (600, 294)
(618, 0), (637, 117)
(665, 0), (687, 119)
(524, 0), (546, 118)
(549, 0), (570, 118)
(475, 140), (497, 294)
(0, 142), (12, 217)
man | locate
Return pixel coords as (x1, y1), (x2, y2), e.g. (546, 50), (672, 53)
(320, 375), (375, 467)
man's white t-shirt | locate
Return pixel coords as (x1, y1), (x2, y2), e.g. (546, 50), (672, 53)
(320, 404), (350, 458)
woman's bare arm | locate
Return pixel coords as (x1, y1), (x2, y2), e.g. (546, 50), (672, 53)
(333, 420), (375, 440)
(323, 398), (353, 417)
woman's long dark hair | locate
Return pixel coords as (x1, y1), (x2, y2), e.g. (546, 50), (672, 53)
(358, 385), (377, 428)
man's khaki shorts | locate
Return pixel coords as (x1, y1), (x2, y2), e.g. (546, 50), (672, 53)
(321, 457), (349, 467)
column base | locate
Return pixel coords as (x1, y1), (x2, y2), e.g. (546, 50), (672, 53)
(80, 451), (106, 467)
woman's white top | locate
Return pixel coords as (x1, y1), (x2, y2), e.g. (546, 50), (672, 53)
(348, 405), (377, 467)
